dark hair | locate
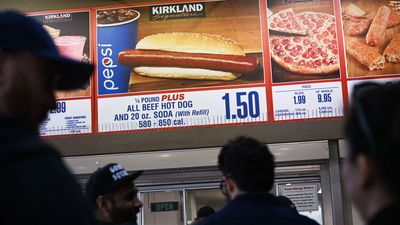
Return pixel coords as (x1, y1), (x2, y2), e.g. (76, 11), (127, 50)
(276, 195), (297, 212)
(197, 206), (215, 218)
(346, 82), (400, 199)
(218, 136), (275, 192)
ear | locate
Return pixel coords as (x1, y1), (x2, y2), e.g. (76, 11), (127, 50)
(225, 177), (239, 198)
(96, 195), (110, 213)
(356, 154), (375, 189)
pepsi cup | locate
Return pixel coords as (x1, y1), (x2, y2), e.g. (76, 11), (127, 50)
(97, 8), (140, 95)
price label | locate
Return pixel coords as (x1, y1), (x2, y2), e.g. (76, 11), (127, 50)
(272, 82), (344, 121)
(222, 91), (261, 120)
(40, 99), (92, 136)
(97, 87), (267, 132)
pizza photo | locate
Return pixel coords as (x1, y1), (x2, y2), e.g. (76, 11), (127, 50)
(267, 0), (341, 83)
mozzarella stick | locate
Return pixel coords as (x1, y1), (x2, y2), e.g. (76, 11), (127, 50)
(347, 42), (385, 70)
(384, 34), (400, 63)
(366, 6), (391, 46)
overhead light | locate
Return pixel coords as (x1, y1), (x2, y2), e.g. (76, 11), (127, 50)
(159, 154), (171, 158)
(285, 183), (291, 186)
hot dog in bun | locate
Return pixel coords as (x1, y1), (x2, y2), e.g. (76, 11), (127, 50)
(118, 32), (259, 80)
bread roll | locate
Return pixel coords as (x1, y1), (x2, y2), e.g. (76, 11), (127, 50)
(384, 34), (400, 63)
(135, 32), (245, 56)
(347, 42), (385, 70)
(366, 6), (391, 47)
(134, 67), (240, 80)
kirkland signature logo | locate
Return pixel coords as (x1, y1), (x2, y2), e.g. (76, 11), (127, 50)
(43, 13), (72, 23)
(150, 3), (205, 21)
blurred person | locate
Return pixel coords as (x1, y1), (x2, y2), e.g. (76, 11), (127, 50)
(345, 82), (400, 225)
(0, 11), (94, 225)
(85, 163), (143, 225)
(198, 136), (319, 225)
(195, 206), (216, 223)
(276, 195), (298, 213)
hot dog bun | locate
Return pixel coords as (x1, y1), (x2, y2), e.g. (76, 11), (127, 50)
(133, 32), (246, 80)
(135, 32), (245, 55)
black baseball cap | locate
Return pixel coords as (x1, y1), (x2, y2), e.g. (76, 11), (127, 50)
(0, 11), (93, 90)
(85, 163), (143, 204)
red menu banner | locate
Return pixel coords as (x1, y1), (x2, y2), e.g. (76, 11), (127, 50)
(28, 0), (400, 136)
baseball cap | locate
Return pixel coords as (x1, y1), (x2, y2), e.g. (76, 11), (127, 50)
(0, 10), (93, 90)
(85, 163), (143, 203)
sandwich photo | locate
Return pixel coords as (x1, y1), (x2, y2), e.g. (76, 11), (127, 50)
(117, 32), (259, 81)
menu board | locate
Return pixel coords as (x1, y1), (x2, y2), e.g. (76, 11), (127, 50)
(95, 0), (267, 133)
(29, 0), (400, 136)
(28, 10), (93, 136)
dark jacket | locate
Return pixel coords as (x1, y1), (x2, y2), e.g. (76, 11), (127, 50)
(198, 193), (319, 225)
(368, 203), (400, 225)
(0, 115), (96, 225)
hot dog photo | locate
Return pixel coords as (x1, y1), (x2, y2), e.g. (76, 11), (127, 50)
(342, 0), (400, 77)
(96, 0), (264, 95)
(267, 0), (341, 83)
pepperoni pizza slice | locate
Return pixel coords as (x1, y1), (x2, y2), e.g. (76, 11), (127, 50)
(296, 12), (336, 36)
(269, 11), (339, 75)
(270, 35), (339, 74)
(268, 8), (308, 35)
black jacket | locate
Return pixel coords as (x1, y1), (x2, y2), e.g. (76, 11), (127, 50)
(198, 193), (319, 225)
(368, 203), (400, 225)
(0, 115), (96, 225)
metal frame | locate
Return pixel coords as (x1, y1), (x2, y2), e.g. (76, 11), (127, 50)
(328, 140), (345, 225)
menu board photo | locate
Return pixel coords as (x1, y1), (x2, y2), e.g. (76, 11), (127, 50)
(95, 0), (268, 132)
(28, 10), (94, 136)
(27, 0), (400, 137)
(341, 0), (400, 78)
(267, 0), (341, 83)
(266, 0), (345, 121)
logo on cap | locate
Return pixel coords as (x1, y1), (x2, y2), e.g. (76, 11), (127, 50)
(109, 163), (129, 181)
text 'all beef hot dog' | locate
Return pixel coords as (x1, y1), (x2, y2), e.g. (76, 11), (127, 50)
(117, 32), (259, 81)
(118, 50), (259, 74)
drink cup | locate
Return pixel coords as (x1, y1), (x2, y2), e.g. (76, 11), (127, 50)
(54, 35), (86, 61)
(97, 8), (140, 95)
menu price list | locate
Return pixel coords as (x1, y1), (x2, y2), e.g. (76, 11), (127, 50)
(97, 87), (268, 132)
(272, 82), (344, 121)
(40, 99), (92, 136)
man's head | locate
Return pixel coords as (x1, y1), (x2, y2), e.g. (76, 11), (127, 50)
(218, 136), (275, 200)
(85, 163), (143, 224)
(276, 195), (297, 212)
(0, 11), (92, 130)
(345, 82), (400, 218)
(195, 206), (215, 223)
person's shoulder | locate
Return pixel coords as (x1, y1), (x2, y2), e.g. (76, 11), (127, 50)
(290, 213), (320, 225)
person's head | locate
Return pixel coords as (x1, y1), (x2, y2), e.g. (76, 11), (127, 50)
(195, 206), (215, 223)
(218, 136), (275, 200)
(345, 81), (400, 219)
(0, 11), (92, 131)
(276, 195), (297, 212)
(85, 163), (143, 224)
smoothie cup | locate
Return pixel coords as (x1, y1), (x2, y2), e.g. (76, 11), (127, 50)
(54, 35), (86, 61)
